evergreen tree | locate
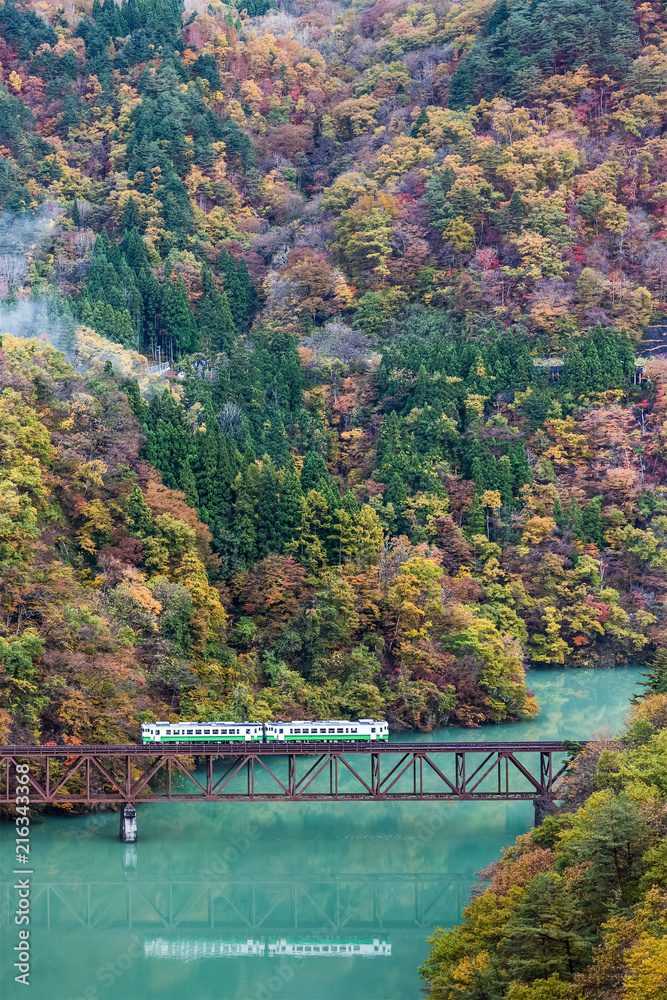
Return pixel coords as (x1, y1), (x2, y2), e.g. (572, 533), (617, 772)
(163, 274), (197, 356)
(198, 264), (234, 353)
(582, 495), (605, 548)
(233, 466), (257, 565)
(126, 484), (153, 537)
(566, 498), (584, 538)
(448, 57), (473, 109)
(122, 379), (147, 422)
(265, 411), (289, 466)
(563, 351), (587, 398)
(410, 107), (429, 138)
(586, 345), (604, 392)
(501, 873), (591, 981)
(179, 457), (199, 509)
(237, 258), (253, 319)
(496, 454), (514, 507)
(638, 648), (667, 696)
(510, 441), (532, 492)
(256, 457), (282, 558)
(301, 450), (329, 492)
(279, 458), (303, 547)
(553, 494), (566, 531)
(122, 195), (138, 233)
(465, 492), (486, 537)
(219, 247), (245, 328)
(341, 488), (360, 518)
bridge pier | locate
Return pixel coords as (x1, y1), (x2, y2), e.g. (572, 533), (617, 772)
(119, 803), (137, 843)
(533, 796), (557, 827)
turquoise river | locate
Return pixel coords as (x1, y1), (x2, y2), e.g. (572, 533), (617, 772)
(0, 666), (642, 1000)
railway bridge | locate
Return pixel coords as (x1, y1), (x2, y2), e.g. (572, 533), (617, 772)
(0, 741), (580, 840)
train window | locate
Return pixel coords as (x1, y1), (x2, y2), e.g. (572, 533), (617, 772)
(187, 729), (193, 735)
(294, 728), (301, 734)
(337, 728), (344, 733)
(372, 728), (376, 732)
(212, 729), (218, 734)
(345, 728), (349, 733)
(204, 729), (210, 735)
(352, 729), (357, 733)
(195, 729), (202, 734)
(279, 728), (283, 734)
(328, 728), (335, 733)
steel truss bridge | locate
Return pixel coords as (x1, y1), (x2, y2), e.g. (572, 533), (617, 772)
(0, 741), (576, 813)
(0, 872), (475, 935)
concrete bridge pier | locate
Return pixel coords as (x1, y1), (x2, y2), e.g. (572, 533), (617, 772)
(119, 803), (137, 843)
(533, 796), (557, 827)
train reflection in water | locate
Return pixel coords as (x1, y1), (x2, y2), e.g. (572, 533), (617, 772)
(144, 937), (392, 959)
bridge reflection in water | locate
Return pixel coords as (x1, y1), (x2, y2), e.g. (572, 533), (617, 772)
(144, 936), (392, 960)
(1, 870), (474, 934)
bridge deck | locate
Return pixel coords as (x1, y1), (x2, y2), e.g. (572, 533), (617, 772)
(0, 740), (577, 755)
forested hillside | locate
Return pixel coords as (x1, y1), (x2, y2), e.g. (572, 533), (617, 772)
(420, 682), (667, 999)
(2, 0), (667, 744)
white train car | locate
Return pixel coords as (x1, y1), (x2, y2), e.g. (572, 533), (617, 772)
(141, 721), (264, 744)
(264, 719), (389, 742)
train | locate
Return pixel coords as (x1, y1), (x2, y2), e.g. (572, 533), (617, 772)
(141, 718), (389, 744)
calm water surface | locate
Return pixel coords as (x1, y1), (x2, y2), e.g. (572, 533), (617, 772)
(0, 667), (642, 1000)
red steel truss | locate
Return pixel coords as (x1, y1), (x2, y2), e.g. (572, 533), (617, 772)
(0, 741), (576, 806)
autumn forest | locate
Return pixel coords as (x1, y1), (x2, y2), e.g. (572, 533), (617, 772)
(5, 0), (667, 992)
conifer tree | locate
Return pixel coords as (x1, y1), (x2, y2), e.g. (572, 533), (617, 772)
(586, 345), (604, 392)
(496, 454), (514, 507)
(126, 485), (153, 537)
(510, 441), (532, 491)
(163, 274), (197, 356)
(301, 450), (329, 492)
(566, 497), (584, 538)
(265, 411), (289, 466)
(219, 247), (245, 327)
(582, 495), (605, 547)
(237, 258), (253, 318)
(198, 264), (234, 353)
(179, 457), (199, 509)
(465, 492), (486, 537)
(256, 457), (282, 558)
(279, 458), (303, 547)
(342, 488), (360, 518)
(638, 648), (667, 696)
(410, 107), (429, 138)
(233, 467), (257, 565)
(553, 494), (566, 531)
(122, 196), (138, 233)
